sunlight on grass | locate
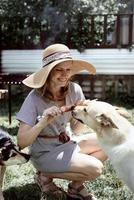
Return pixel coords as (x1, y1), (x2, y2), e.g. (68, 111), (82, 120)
(3, 160), (134, 200)
(0, 102), (134, 199)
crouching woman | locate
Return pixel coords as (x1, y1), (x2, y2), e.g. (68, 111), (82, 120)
(17, 44), (107, 200)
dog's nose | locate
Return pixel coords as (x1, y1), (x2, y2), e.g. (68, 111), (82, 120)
(25, 154), (30, 161)
(71, 110), (76, 117)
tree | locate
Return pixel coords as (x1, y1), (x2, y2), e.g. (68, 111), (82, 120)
(0, 0), (129, 50)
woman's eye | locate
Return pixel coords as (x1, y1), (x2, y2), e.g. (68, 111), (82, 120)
(55, 68), (70, 73)
(56, 69), (62, 72)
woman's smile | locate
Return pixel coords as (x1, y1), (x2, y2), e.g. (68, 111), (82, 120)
(58, 78), (68, 82)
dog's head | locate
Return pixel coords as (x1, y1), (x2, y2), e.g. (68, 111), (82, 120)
(71, 100), (131, 132)
(0, 130), (30, 166)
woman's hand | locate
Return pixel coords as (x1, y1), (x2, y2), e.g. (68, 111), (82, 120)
(41, 106), (62, 123)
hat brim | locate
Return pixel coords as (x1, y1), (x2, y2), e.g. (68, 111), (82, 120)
(23, 58), (96, 88)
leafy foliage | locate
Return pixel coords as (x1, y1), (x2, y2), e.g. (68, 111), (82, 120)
(0, 0), (129, 50)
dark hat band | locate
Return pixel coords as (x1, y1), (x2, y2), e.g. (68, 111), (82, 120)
(42, 51), (72, 67)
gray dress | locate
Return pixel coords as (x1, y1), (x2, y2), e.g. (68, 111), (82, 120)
(16, 82), (85, 172)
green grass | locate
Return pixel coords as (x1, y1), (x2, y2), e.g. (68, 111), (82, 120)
(2, 160), (134, 200)
(0, 99), (134, 200)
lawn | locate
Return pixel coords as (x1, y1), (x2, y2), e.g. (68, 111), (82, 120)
(0, 96), (134, 200)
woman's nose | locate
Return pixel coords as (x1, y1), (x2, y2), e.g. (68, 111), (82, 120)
(61, 70), (70, 76)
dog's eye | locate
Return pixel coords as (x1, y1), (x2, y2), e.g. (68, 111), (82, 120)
(1, 149), (10, 160)
(84, 108), (87, 112)
(10, 150), (17, 157)
(11, 152), (17, 157)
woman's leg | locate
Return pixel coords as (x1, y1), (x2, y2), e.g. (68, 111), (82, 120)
(44, 133), (106, 180)
(35, 133), (107, 199)
(68, 132), (107, 199)
(42, 145), (103, 200)
(34, 171), (66, 200)
(45, 151), (103, 181)
(76, 132), (107, 161)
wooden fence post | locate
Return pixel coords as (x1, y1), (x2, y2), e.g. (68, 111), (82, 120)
(0, 24), (2, 74)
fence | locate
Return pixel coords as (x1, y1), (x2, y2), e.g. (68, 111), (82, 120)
(0, 14), (134, 50)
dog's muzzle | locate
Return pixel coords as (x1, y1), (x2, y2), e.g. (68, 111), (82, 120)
(0, 139), (30, 165)
(71, 111), (84, 124)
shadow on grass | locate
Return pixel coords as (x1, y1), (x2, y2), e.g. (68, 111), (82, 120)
(3, 183), (67, 200)
(4, 183), (41, 200)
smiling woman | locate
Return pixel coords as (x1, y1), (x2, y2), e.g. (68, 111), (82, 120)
(16, 43), (106, 200)
(44, 61), (72, 102)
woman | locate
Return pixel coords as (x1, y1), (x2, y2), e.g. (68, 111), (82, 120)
(17, 44), (107, 200)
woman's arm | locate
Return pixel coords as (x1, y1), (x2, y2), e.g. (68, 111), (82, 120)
(70, 118), (87, 135)
(17, 106), (62, 149)
(17, 116), (50, 149)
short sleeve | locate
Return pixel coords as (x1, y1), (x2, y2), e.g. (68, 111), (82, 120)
(68, 82), (85, 103)
(16, 91), (37, 126)
(74, 83), (85, 101)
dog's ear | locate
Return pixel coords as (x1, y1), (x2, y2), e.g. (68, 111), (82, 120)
(83, 99), (98, 105)
(114, 107), (131, 119)
(96, 113), (118, 129)
(76, 99), (91, 106)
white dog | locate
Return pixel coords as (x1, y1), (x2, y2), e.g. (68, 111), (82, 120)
(70, 100), (134, 193)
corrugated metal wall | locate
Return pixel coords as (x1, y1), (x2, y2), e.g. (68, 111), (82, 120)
(1, 49), (134, 100)
(2, 49), (134, 74)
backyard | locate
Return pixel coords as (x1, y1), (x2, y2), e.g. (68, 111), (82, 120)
(0, 0), (134, 199)
(0, 86), (134, 200)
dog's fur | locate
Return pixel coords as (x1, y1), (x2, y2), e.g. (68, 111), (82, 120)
(0, 128), (30, 200)
(71, 100), (134, 192)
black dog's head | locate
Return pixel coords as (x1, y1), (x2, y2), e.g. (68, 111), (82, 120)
(0, 129), (30, 166)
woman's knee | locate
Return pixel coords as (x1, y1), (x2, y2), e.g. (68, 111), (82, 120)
(85, 158), (103, 179)
(93, 159), (103, 177)
(70, 156), (103, 179)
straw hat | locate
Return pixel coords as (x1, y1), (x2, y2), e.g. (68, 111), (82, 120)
(23, 43), (96, 88)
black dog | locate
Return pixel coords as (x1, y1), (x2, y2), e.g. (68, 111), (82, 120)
(0, 128), (30, 200)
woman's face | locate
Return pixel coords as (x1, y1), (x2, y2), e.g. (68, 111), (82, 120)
(48, 61), (72, 87)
